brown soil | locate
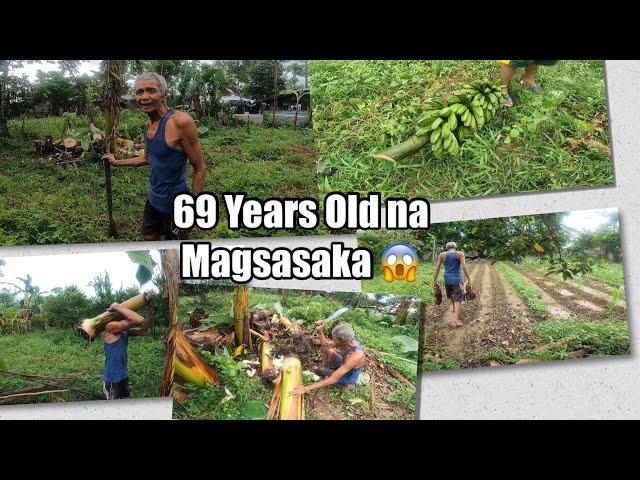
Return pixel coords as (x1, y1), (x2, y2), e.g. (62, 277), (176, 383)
(508, 263), (625, 321)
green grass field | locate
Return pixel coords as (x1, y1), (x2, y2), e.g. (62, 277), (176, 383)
(311, 60), (612, 199)
(0, 328), (166, 404)
(0, 115), (318, 245)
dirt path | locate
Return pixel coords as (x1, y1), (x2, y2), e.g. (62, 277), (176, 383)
(507, 263), (625, 321)
(426, 260), (537, 368)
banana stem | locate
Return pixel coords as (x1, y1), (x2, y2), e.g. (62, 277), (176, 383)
(373, 134), (429, 162)
(76, 293), (145, 341)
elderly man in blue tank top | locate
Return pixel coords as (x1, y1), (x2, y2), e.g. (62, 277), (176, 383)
(432, 241), (472, 328)
(102, 72), (206, 240)
(290, 320), (366, 398)
(102, 293), (154, 400)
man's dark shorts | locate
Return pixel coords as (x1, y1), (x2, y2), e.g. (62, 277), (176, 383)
(315, 350), (344, 378)
(102, 378), (131, 400)
(142, 199), (190, 240)
(445, 283), (465, 302)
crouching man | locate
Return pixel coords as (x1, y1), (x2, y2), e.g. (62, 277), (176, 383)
(102, 292), (154, 400)
(290, 321), (366, 397)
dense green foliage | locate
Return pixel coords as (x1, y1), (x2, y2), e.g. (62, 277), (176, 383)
(0, 271), (165, 335)
(311, 60), (612, 199)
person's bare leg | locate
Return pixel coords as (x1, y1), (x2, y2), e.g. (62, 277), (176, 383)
(521, 64), (540, 88)
(500, 64), (517, 106)
(452, 301), (463, 327)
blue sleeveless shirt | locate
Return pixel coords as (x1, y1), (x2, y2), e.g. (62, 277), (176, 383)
(103, 332), (129, 383)
(443, 251), (464, 285)
(338, 341), (364, 385)
(145, 108), (190, 215)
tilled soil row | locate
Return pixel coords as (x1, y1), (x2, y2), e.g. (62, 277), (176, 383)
(463, 263), (535, 367)
(508, 263), (614, 321)
(517, 263), (626, 311)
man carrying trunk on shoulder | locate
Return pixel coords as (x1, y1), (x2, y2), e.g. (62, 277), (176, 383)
(102, 292), (154, 400)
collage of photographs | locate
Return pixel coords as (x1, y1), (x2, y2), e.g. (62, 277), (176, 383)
(0, 60), (629, 420)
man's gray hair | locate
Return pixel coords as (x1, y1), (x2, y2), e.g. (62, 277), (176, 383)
(446, 241), (457, 249)
(332, 323), (355, 342)
(134, 72), (168, 96)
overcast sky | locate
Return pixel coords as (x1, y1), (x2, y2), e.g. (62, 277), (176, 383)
(11, 60), (303, 84)
(0, 250), (160, 297)
(562, 207), (618, 232)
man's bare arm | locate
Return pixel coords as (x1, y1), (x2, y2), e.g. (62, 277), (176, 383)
(102, 152), (148, 167)
(459, 252), (472, 285)
(128, 294), (154, 337)
(176, 113), (206, 195)
(105, 303), (145, 334)
(315, 320), (335, 349)
(432, 253), (444, 286)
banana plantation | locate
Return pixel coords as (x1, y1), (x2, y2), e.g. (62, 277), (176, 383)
(0, 60), (316, 245)
(170, 285), (419, 420)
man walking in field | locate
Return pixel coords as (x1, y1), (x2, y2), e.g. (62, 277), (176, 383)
(432, 242), (472, 328)
(102, 292), (154, 400)
(499, 60), (559, 107)
(102, 72), (206, 240)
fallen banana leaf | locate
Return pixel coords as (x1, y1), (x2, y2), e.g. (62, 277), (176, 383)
(174, 329), (219, 388)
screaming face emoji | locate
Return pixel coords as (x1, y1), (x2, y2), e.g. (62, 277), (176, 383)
(382, 243), (419, 282)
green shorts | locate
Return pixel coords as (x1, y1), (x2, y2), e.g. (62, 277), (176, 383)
(500, 60), (559, 68)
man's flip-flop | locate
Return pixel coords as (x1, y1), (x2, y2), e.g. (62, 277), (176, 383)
(520, 81), (543, 92)
(502, 94), (514, 107)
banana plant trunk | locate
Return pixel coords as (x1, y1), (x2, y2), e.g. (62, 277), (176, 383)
(267, 356), (304, 420)
(76, 293), (145, 341)
(233, 286), (250, 348)
(159, 250), (179, 396)
(103, 60), (122, 237)
(272, 60), (278, 124)
(417, 300), (428, 373)
(158, 246), (219, 390)
(377, 134), (430, 162)
(395, 297), (411, 325)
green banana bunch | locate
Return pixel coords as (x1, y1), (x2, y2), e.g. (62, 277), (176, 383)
(412, 81), (503, 159)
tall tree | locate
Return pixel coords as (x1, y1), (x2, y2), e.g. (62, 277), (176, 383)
(0, 60), (13, 137)
(245, 60), (286, 101)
